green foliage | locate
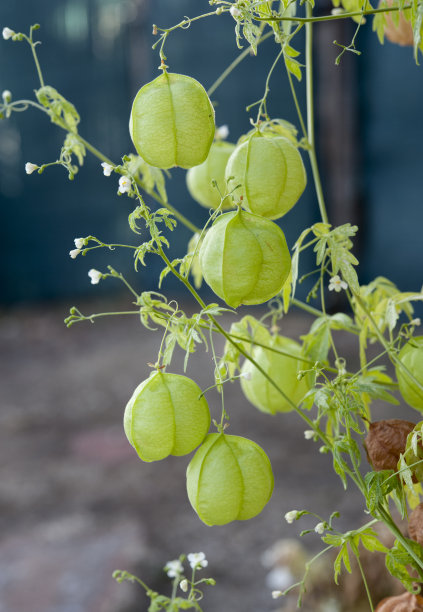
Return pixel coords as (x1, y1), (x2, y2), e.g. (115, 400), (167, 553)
(36, 85), (80, 132)
(386, 538), (423, 592)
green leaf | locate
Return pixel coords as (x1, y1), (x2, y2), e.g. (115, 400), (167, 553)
(36, 86), (80, 132)
(284, 56), (303, 81)
(359, 529), (389, 554)
(333, 544), (351, 584)
(386, 538), (423, 592)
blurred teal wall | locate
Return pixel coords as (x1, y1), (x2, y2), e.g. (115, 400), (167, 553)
(0, 0), (421, 304)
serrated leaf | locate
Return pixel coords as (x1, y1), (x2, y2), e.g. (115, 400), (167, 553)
(359, 530), (389, 553)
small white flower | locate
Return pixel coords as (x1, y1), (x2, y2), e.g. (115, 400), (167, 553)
(230, 6), (242, 18)
(240, 371), (252, 381)
(215, 124), (229, 140)
(272, 590), (283, 600)
(328, 275), (348, 293)
(284, 510), (299, 524)
(25, 162), (38, 175)
(331, 8), (344, 15)
(69, 249), (81, 259)
(118, 175), (131, 194)
(411, 318), (421, 326)
(165, 559), (184, 578)
(2, 90), (11, 103)
(74, 237), (85, 249)
(304, 430), (314, 440)
(88, 269), (102, 285)
(179, 579), (189, 592)
(2, 27), (15, 40)
(101, 162), (114, 176)
(187, 552), (208, 570)
(314, 522), (325, 535)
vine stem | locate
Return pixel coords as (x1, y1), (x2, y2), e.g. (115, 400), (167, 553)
(351, 542), (374, 612)
(377, 504), (423, 579)
(305, 3), (329, 226)
(26, 26), (45, 88)
(255, 3), (412, 23)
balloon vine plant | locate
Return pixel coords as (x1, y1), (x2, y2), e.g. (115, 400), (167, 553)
(2, 1), (423, 610)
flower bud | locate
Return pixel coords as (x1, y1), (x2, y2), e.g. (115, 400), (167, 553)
(2, 90), (12, 103)
(2, 27), (15, 40)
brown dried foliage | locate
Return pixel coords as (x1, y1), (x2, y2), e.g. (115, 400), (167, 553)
(364, 419), (416, 471)
(379, 0), (414, 46)
(409, 503), (423, 547)
(375, 591), (423, 611)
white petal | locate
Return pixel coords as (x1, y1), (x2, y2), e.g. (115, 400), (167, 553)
(2, 27), (15, 40)
(25, 162), (38, 175)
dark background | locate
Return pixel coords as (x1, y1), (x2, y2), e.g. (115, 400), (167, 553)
(0, 0), (422, 305)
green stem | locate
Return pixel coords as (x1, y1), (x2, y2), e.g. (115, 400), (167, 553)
(305, 3), (329, 225)
(285, 66), (307, 140)
(254, 46), (285, 123)
(377, 505), (423, 578)
(28, 26), (45, 88)
(255, 3), (411, 23)
(351, 543), (374, 612)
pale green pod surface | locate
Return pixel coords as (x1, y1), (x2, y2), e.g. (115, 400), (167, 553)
(396, 337), (423, 411)
(225, 135), (306, 219)
(130, 72), (215, 169)
(186, 141), (236, 210)
(199, 209), (291, 308)
(240, 336), (311, 414)
(124, 371), (210, 462)
(186, 433), (274, 526)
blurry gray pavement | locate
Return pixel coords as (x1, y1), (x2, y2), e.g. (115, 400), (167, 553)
(0, 298), (414, 611)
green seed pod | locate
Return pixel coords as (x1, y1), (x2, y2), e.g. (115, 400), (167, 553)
(130, 72), (215, 169)
(186, 433), (274, 526)
(124, 371), (210, 462)
(225, 134), (306, 219)
(396, 337), (423, 411)
(240, 336), (311, 414)
(186, 141), (236, 210)
(199, 208), (291, 308)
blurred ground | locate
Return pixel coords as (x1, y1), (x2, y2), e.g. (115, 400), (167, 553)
(0, 297), (417, 612)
